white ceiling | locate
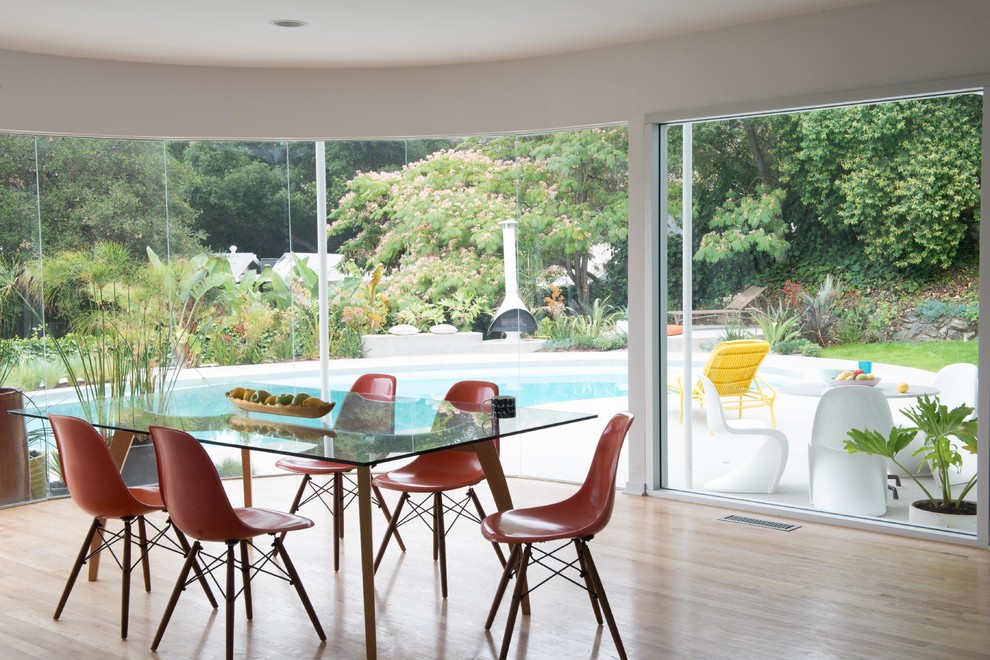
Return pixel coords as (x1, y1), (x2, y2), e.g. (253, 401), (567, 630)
(0, 0), (880, 69)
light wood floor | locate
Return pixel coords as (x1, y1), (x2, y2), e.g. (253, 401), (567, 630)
(1, 475), (988, 659)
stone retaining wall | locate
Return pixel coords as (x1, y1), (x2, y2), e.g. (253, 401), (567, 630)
(888, 314), (978, 342)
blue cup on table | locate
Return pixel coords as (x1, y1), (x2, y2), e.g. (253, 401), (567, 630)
(858, 360), (872, 374)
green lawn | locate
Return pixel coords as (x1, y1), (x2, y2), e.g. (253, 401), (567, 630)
(820, 340), (977, 373)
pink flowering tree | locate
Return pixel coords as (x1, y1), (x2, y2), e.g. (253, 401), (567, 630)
(330, 149), (541, 329)
(330, 129), (628, 328)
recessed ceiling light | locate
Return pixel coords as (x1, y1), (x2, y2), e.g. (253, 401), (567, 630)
(270, 19), (308, 29)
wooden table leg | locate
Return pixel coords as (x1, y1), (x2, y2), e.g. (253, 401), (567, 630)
(356, 466), (377, 659)
(474, 439), (530, 614)
(475, 440), (512, 511)
(88, 429), (137, 582)
(240, 448), (253, 507)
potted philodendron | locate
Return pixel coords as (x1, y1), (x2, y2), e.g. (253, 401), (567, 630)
(844, 395), (978, 532)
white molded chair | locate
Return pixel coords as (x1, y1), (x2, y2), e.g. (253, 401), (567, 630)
(698, 375), (788, 494)
(934, 363), (978, 485)
(809, 386), (892, 516)
(891, 363), (978, 479)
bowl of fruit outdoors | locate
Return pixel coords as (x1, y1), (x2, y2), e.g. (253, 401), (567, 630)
(832, 370), (880, 387)
(225, 387), (335, 418)
(819, 368), (845, 384)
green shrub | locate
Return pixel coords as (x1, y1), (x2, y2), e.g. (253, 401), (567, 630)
(592, 334), (627, 351)
(717, 320), (751, 342)
(800, 274), (842, 346)
(775, 338), (821, 357)
(751, 303), (801, 349)
(333, 329), (365, 359)
(915, 299), (979, 323)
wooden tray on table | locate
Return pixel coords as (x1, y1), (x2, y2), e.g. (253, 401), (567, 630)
(225, 393), (335, 418)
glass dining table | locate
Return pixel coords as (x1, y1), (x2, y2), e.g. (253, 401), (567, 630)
(12, 382), (596, 659)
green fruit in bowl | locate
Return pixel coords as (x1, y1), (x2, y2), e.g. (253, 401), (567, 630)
(276, 394), (294, 405)
(291, 392), (310, 406)
(251, 389), (272, 403)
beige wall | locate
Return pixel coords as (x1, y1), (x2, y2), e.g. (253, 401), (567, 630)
(2, 0), (989, 496)
(1, 0), (988, 140)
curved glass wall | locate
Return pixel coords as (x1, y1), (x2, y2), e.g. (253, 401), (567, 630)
(0, 128), (629, 504)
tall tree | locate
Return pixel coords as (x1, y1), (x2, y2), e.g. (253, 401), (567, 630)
(0, 136), (204, 259)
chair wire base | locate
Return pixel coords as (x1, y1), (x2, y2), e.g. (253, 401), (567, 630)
(53, 514), (217, 639)
(485, 537), (627, 660)
(152, 535), (325, 658)
(284, 472), (406, 569)
(375, 487), (506, 598)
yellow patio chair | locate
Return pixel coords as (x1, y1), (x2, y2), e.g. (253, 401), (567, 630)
(669, 339), (777, 426)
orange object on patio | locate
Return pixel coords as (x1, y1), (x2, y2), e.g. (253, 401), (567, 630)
(667, 324), (683, 336)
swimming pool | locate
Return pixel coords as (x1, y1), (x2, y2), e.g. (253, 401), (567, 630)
(257, 359), (799, 409)
(272, 363), (630, 408)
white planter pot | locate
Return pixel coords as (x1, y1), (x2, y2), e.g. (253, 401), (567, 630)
(908, 500), (978, 533)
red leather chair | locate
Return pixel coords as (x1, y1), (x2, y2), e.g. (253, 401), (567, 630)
(481, 412), (634, 660)
(149, 425), (325, 659)
(47, 414), (216, 639)
(373, 380), (506, 598)
(274, 373), (403, 571)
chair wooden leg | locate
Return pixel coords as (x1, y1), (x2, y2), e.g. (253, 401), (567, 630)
(288, 475), (310, 515)
(374, 492), (408, 572)
(240, 540), (253, 621)
(579, 540), (626, 660)
(469, 488), (506, 567)
(121, 518), (132, 639)
(54, 517), (101, 621)
(432, 494), (440, 561)
(498, 544), (532, 660)
(279, 475), (311, 543)
(334, 473), (345, 538)
(485, 544), (521, 630)
(273, 537), (327, 641)
(172, 525), (218, 608)
(137, 516), (152, 592)
(435, 492), (448, 598)
(573, 539), (602, 624)
(333, 474), (342, 572)
(152, 540), (200, 651)
(225, 542), (236, 660)
(373, 483), (406, 552)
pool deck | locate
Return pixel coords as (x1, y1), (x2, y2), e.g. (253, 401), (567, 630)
(21, 345), (957, 528)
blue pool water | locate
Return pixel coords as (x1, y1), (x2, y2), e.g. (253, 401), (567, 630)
(264, 365), (630, 409)
(401, 377), (628, 408)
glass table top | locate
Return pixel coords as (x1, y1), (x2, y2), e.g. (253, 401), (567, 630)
(12, 382), (596, 467)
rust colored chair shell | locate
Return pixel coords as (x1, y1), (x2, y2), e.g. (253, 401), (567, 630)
(48, 414), (215, 640)
(481, 411), (634, 660)
(149, 425), (326, 659)
(274, 373), (403, 571)
(373, 380), (506, 598)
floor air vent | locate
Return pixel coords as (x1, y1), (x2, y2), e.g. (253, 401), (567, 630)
(719, 515), (800, 532)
